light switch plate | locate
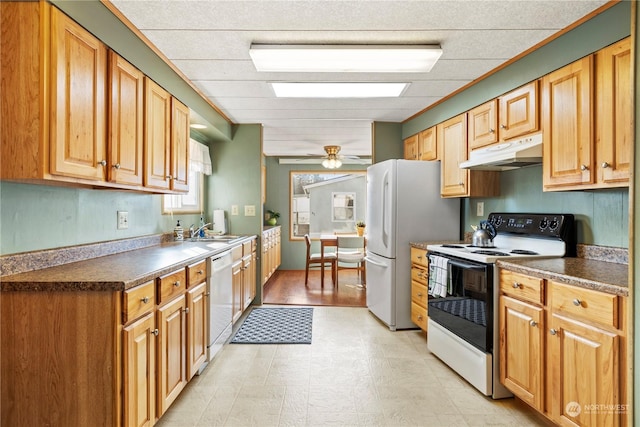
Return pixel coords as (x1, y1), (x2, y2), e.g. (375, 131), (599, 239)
(117, 211), (129, 229)
(476, 202), (484, 217)
(244, 205), (256, 216)
(231, 205), (239, 215)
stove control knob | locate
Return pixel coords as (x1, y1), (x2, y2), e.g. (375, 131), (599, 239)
(549, 219), (559, 231)
(539, 218), (548, 230)
(493, 216), (503, 227)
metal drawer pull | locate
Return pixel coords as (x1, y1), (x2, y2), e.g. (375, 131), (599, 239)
(417, 293), (423, 297)
(601, 162), (610, 168)
(99, 160), (107, 166)
(573, 298), (582, 307)
(173, 281), (181, 287)
(113, 163), (121, 169)
(512, 282), (521, 289)
(184, 308), (190, 314)
(580, 164), (588, 171)
(152, 329), (159, 336)
(549, 329), (557, 335)
(529, 320), (538, 327)
(141, 296), (150, 304)
(198, 270), (204, 275)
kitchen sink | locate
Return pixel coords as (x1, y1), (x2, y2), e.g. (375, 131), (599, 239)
(190, 235), (242, 243)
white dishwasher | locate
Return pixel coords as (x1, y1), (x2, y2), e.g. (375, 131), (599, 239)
(207, 250), (233, 363)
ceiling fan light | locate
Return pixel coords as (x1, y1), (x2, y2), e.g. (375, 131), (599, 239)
(322, 159), (330, 168)
(334, 159), (342, 168)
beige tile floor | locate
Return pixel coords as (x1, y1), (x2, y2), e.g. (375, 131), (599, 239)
(156, 306), (550, 427)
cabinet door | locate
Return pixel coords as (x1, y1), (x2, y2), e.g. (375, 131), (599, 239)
(186, 282), (207, 379)
(403, 134), (418, 160)
(50, 8), (107, 180)
(548, 313), (619, 427)
(419, 127), (437, 160)
(144, 77), (171, 190)
(596, 37), (631, 186)
(123, 312), (156, 427)
(542, 57), (593, 189)
(157, 295), (187, 417)
(499, 81), (539, 141)
(232, 260), (243, 323)
(242, 254), (253, 310)
(109, 51), (144, 186)
(439, 113), (468, 197)
(468, 100), (497, 150)
(499, 296), (544, 411)
(170, 98), (190, 192)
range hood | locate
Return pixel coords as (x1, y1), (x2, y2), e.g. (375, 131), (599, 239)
(460, 133), (543, 171)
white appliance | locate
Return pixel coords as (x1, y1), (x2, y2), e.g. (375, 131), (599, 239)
(365, 159), (460, 330)
(459, 132), (542, 171)
(206, 250), (233, 363)
(426, 212), (575, 399)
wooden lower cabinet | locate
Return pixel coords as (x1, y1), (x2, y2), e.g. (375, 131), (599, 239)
(410, 246), (429, 331)
(232, 255), (243, 323)
(123, 312), (156, 427)
(262, 227), (281, 285)
(499, 270), (627, 426)
(186, 282), (208, 379)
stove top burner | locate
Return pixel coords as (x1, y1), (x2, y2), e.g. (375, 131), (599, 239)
(510, 249), (539, 255)
(441, 244), (465, 249)
(472, 250), (510, 256)
(467, 245), (497, 249)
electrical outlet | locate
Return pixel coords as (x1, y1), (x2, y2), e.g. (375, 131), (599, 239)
(476, 202), (484, 217)
(231, 205), (239, 215)
(244, 205), (256, 216)
(117, 211), (129, 229)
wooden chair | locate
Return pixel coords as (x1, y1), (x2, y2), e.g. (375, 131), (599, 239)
(304, 234), (337, 286)
(336, 236), (366, 288)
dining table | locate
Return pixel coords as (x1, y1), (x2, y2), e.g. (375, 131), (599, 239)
(315, 233), (363, 287)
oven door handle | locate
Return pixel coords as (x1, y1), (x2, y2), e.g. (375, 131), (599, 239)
(442, 258), (487, 271)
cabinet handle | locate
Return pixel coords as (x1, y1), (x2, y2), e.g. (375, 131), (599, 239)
(580, 164), (588, 171)
(417, 315), (423, 320)
(184, 307), (190, 314)
(458, 182), (464, 186)
(141, 296), (150, 304)
(573, 298), (582, 307)
(549, 328), (557, 335)
(489, 128), (495, 133)
(198, 270), (204, 275)
(417, 292), (423, 297)
(500, 124), (506, 130)
(529, 320), (538, 327)
(152, 329), (159, 336)
(601, 162), (610, 168)
(99, 160), (107, 166)
(112, 163), (121, 169)
(173, 280), (181, 287)
(166, 175), (173, 180)
(417, 255), (422, 260)
(512, 282), (521, 289)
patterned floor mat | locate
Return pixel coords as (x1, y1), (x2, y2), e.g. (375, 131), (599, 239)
(230, 307), (313, 344)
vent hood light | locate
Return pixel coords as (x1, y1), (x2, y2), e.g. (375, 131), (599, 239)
(459, 133), (543, 171)
(271, 82), (408, 98)
(250, 44), (443, 73)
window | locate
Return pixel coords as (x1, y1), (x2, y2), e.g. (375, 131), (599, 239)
(332, 192), (355, 222)
(162, 168), (203, 214)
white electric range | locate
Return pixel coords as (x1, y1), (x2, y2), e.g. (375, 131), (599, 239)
(424, 212), (576, 399)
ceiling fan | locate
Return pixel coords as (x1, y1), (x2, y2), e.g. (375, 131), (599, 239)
(317, 145), (368, 169)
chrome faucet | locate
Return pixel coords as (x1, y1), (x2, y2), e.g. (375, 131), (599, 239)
(189, 223), (212, 239)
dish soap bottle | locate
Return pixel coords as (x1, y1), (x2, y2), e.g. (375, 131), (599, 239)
(174, 220), (184, 241)
(199, 215), (206, 238)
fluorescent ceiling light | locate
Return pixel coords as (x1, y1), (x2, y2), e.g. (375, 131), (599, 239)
(250, 44), (442, 73)
(271, 82), (408, 98)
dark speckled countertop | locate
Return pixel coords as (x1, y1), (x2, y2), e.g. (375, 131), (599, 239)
(1, 237), (255, 292)
(496, 258), (628, 297)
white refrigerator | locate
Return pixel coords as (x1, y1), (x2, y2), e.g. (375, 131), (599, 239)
(365, 159), (460, 330)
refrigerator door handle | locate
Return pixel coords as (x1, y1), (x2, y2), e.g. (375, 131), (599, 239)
(364, 256), (388, 268)
(382, 170), (389, 248)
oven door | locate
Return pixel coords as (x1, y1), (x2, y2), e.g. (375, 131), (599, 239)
(426, 253), (493, 352)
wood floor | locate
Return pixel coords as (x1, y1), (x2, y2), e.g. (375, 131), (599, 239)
(262, 269), (366, 307)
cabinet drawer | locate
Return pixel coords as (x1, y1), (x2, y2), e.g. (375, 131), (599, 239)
(411, 265), (428, 285)
(243, 240), (251, 255)
(550, 281), (619, 328)
(499, 270), (544, 305)
(187, 260), (207, 288)
(410, 247), (428, 267)
(123, 280), (155, 324)
(231, 244), (243, 261)
(411, 281), (428, 308)
(157, 269), (187, 305)
(411, 302), (428, 330)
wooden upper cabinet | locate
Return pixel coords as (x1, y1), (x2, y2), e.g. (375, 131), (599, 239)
(542, 56), (594, 190)
(439, 114), (468, 197)
(144, 77), (172, 190)
(50, 7), (108, 181)
(403, 134), (418, 160)
(468, 99), (498, 150)
(596, 37), (631, 187)
(171, 98), (190, 192)
(498, 81), (539, 141)
(108, 52), (144, 186)
(418, 127), (437, 160)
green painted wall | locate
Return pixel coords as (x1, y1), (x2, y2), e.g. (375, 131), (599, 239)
(264, 157), (368, 270)
(633, 2), (639, 423)
(372, 122), (403, 162)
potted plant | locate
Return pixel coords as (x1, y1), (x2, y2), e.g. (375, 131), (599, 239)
(356, 220), (366, 236)
(267, 210), (280, 226)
